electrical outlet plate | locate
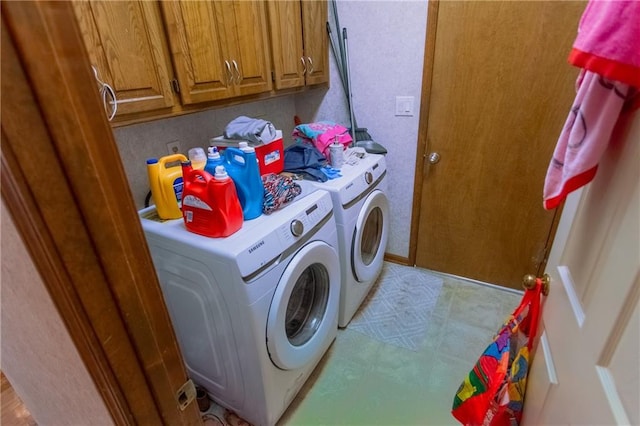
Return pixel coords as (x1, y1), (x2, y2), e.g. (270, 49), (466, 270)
(166, 141), (181, 155)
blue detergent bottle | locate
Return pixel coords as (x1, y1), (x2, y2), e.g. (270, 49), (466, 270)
(204, 146), (225, 176)
(224, 142), (264, 220)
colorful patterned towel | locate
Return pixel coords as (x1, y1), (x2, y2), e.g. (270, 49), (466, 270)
(261, 173), (301, 214)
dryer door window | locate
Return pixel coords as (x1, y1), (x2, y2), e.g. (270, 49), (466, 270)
(360, 206), (383, 266)
(267, 241), (340, 370)
(352, 190), (390, 282)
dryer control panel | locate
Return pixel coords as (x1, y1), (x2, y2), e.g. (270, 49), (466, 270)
(337, 154), (387, 208)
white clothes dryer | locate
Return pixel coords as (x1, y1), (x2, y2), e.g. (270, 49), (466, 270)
(139, 186), (339, 426)
(312, 151), (389, 328)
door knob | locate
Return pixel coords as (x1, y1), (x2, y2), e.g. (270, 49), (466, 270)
(428, 152), (440, 164)
(523, 273), (550, 296)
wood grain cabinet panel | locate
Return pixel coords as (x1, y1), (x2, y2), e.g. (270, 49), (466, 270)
(162, 0), (272, 104)
(301, 0), (329, 86)
(72, 1), (176, 116)
(268, 0), (328, 89)
(73, 0), (326, 124)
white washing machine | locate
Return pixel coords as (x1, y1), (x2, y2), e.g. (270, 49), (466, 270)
(312, 150), (390, 328)
(138, 185), (340, 426)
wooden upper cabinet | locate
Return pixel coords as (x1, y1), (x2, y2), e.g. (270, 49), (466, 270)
(71, 1), (176, 117)
(301, 0), (329, 86)
(268, 0), (329, 90)
(162, 1), (272, 104)
(71, 1), (325, 124)
(267, 1), (306, 89)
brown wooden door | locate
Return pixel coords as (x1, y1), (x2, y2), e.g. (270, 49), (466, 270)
(2, 2), (200, 423)
(415, 1), (585, 289)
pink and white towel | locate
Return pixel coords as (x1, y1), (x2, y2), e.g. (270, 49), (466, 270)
(543, 0), (639, 210)
(543, 71), (632, 209)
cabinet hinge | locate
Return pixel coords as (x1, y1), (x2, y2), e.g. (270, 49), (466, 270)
(171, 79), (180, 94)
(271, 70), (275, 82)
(175, 379), (196, 411)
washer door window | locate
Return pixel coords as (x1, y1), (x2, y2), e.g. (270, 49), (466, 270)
(267, 241), (339, 370)
(352, 190), (390, 282)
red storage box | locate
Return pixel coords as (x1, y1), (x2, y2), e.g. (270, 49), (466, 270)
(210, 130), (284, 176)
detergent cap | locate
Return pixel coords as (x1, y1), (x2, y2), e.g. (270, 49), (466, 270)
(214, 165), (229, 180)
(208, 146), (221, 159)
(188, 147), (207, 169)
(238, 141), (255, 153)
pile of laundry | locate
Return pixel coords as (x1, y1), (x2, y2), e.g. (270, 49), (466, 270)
(284, 121), (352, 182)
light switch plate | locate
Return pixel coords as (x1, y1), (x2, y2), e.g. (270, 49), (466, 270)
(395, 96), (414, 116)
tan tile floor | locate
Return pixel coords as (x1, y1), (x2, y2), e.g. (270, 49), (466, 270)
(278, 263), (522, 426)
(0, 263), (522, 426)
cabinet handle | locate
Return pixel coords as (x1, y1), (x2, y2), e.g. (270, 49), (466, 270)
(300, 57), (307, 75)
(92, 65), (117, 121)
(232, 60), (242, 83)
(224, 60), (233, 86)
(307, 56), (314, 74)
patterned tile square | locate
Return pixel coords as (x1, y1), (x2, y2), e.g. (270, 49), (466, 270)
(347, 263), (444, 351)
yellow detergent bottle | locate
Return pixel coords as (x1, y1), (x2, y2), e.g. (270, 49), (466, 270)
(146, 154), (188, 219)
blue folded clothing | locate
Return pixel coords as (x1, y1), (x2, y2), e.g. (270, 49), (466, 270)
(283, 144), (328, 182)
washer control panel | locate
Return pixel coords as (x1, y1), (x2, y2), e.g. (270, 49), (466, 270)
(277, 192), (332, 246)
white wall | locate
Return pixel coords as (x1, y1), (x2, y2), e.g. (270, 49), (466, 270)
(0, 201), (114, 425)
(113, 0), (428, 259)
(295, 0), (428, 258)
(113, 97), (297, 211)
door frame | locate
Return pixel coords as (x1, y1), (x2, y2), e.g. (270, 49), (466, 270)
(408, 0), (562, 276)
(409, 0), (439, 267)
(1, 2), (200, 424)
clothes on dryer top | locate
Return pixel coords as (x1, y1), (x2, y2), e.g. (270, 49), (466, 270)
(293, 121), (352, 158)
(283, 143), (328, 182)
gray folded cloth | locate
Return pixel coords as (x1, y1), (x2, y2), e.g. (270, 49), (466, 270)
(223, 116), (277, 144)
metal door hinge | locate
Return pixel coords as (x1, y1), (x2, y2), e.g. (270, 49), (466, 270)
(171, 79), (180, 94)
(175, 379), (196, 411)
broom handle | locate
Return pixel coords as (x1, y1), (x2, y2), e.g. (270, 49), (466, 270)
(331, 0), (346, 85)
(343, 28), (357, 143)
(326, 22), (348, 98)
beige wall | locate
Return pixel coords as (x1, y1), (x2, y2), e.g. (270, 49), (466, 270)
(0, 200), (113, 425)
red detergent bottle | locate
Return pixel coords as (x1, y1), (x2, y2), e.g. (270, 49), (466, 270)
(181, 162), (243, 238)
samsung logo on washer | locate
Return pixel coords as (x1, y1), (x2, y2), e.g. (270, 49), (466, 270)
(248, 240), (265, 254)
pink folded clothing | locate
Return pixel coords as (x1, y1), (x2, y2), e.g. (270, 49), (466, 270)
(292, 122), (352, 158)
(568, 0), (640, 90)
(543, 70), (632, 210)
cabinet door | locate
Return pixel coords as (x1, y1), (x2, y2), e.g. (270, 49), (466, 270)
(72, 1), (176, 116)
(302, 0), (329, 85)
(220, 1), (273, 97)
(161, 1), (235, 104)
(267, 1), (305, 90)
(163, 1), (272, 104)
